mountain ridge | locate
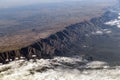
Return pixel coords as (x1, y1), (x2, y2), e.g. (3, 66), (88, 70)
(0, 10), (118, 64)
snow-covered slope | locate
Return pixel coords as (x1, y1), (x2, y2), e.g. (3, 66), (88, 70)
(0, 55), (120, 80)
(105, 13), (120, 28)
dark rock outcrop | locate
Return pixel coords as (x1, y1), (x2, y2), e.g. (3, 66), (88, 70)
(0, 11), (117, 64)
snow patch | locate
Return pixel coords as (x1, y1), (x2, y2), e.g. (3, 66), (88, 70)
(92, 30), (103, 35)
(96, 31), (103, 34)
(118, 16), (120, 19)
(105, 13), (120, 28)
(0, 56), (120, 80)
(118, 13), (120, 16)
(103, 29), (112, 34)
(92, 29), (112, 35)
(86, 61), (108, 68)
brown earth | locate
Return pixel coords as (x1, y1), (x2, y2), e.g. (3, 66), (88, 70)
(0, 0), (116, 52)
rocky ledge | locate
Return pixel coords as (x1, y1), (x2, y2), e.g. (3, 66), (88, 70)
(0, 11), (118, 64)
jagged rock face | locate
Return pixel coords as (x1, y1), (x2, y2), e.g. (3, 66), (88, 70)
(0, 11), (118, 64)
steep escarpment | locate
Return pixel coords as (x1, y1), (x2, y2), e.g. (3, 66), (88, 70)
(0, 11), (118, 64)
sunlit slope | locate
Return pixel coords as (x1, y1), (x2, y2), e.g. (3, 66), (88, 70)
(0, 0), (116, 52)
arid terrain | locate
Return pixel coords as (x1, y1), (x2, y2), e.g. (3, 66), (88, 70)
(0, 0), (116, 52)
(1, 0), (120, 80)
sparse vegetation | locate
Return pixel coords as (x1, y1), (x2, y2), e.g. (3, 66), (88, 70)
(0, 0), (115, 52)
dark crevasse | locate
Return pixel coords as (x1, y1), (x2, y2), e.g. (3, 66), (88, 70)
(0, 11), (118, 64)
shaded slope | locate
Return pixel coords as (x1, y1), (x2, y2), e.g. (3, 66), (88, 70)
(0, 11), (120, 64)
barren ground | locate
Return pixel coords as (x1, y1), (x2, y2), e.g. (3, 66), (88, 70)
(0, 0), (116, 52)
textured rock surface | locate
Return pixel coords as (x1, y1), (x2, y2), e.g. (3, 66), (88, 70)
(0, 11), (118, 64)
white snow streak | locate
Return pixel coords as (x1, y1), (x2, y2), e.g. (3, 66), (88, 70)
(0, 56), (120, 80)
(105, 13), (120, 28)
(92, 29), (112, 35)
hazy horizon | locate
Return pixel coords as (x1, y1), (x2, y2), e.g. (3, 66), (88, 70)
(0, 0), (83, 9)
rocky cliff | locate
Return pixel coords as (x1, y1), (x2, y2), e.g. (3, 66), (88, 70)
(0, 11), (117, 64)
